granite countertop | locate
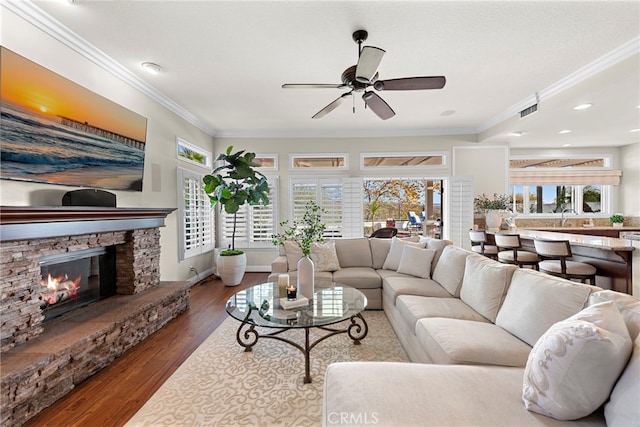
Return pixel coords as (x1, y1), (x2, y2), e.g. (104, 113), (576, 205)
(489, 228), (635, 251)
(521, 226), (640, 231)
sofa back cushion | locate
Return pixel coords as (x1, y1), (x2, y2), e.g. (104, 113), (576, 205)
(459, 254), (518, 322)
(334, 238), (373, 268)
(419, 237), (450, 276)
(605, 333), (640, 427)
(496, 269), (597, 347)
(370, 238), (392, 269)
(589, 290), (640, 340)
(432, 246), (470, 297)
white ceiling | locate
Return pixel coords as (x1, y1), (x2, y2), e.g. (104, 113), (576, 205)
(26, 0), (640, 148)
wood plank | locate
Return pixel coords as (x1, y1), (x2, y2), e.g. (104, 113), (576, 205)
(23, 272), (268, 427)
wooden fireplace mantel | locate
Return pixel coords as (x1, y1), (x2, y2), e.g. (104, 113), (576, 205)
(0, 206), (176, 241)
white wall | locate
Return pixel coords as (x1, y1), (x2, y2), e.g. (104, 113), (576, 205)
(1, 8), (216, 281)
(620, 142), (640, 216)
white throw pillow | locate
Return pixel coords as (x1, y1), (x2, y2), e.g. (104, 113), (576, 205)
(605, 334), (640, 427)
(523, 302), (632, 420)
(283, 241), (302, 271)
(397, 246), (436, 278)
(382, 237), (426, 271)
(310, 240), (340, 272)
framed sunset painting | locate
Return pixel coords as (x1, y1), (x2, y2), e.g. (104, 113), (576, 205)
(0, 47), (147, 191)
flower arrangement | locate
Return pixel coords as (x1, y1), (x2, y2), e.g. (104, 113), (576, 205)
(474, 193), (511, 211)
(272, 201), (326, 256)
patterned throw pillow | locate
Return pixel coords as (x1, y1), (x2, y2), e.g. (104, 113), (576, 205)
(523, 301), (632, 420)
(310, 241), (340, 272)
(283, 241), (302, 271)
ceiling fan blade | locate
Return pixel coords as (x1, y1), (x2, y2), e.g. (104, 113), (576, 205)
(362, 92), (395, 120)
(374, 76), (446, 91)
(282, 83), (346, 89)
(312, 93), (351, 119)
(355, 46), (385, 83)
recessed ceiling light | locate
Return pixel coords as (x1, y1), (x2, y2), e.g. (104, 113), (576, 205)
(141, 62), (163, 75)
(573, 103), (593, 110)
(558, 129), (572, 134)
(562, 143), (572, 147)
(440, 110), (456, 116)
(510, 131), (525, 137)
(630, 129), (640, 133)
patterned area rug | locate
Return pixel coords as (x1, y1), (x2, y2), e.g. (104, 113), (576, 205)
(125, 310), (408, 426)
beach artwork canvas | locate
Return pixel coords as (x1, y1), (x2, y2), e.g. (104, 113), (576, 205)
(0, 47), (147, 191)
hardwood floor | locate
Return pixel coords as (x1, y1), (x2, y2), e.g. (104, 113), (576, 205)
(24, 272), (269, 427)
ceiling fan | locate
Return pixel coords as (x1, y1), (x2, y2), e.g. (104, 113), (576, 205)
(282, 29), (446, 120)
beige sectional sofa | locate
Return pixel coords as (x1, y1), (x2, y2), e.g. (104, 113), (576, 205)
(268, 236), (450, 310)
(315, 242), (640, 426)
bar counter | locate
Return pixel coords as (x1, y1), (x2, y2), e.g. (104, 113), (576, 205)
(486, 228), (636, 296)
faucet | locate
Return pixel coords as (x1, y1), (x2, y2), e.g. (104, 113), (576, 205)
(561, 208), (578, 227)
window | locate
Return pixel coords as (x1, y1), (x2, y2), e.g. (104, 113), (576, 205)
(177, 168), (214, 261)
(176, 137), (212, 169)
(509, 155), (619, 215)
(289, 178), (363, 239)
(219, 177), (278, 249)
(361, 152), (447, 169)
(253, 154), (279, 171)
(289, 153), (348, 170)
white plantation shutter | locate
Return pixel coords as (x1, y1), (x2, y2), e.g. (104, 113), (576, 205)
(291, 177), (362, 238)
(341, 177), (364, 238)
(447, 175), (474, 249)
(220, 177), (278, 249)
(177, 168), (215, 261)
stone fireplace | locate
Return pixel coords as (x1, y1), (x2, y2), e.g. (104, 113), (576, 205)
(0, 206), (189, 426)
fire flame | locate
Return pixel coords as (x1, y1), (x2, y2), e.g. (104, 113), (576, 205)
(40, 273), (81, 305)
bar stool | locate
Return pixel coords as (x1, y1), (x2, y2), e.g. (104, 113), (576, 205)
(494, 233), (539, 269)
(533, 239), (597, 285)
(469, 230), (498, 259)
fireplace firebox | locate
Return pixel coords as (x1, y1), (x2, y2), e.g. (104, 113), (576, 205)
(39, 247), (117, 321)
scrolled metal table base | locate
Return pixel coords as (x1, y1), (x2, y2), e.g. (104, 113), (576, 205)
(235, 308), (368, 384)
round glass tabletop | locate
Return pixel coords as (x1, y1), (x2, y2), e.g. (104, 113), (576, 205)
(225, 281), (367, 329)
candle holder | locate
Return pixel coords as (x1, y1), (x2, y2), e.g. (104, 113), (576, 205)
(286, 284), (298, 301)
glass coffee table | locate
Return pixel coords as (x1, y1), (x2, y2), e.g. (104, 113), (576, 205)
(225, 281), (368, 383)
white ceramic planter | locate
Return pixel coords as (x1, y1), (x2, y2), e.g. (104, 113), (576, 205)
(217, 252), (247, 286)
(613, 222), (623, 228)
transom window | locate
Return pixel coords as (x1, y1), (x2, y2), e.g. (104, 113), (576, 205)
(289, 153), (348, 170)
(361, 152), (447, 169)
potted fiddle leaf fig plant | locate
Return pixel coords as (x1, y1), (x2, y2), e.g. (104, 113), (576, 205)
(203, 146), (269, 286)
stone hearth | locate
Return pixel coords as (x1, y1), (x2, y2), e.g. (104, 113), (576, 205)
(0, 206), (188, 426)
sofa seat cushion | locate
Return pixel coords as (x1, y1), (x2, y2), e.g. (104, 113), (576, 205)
(323, 362), (605, 427)
(416, 318), (532, 366)
(332, 267), (381, 289)
(383, 276), (452, 304)
(496, 269), (599, 347)
(396, 295), (488, 331)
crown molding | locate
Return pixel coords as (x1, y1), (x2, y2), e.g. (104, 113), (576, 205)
(216, 127), (478, 139)
(479, 36), (640, 133)
(3, 0), (218, 137)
